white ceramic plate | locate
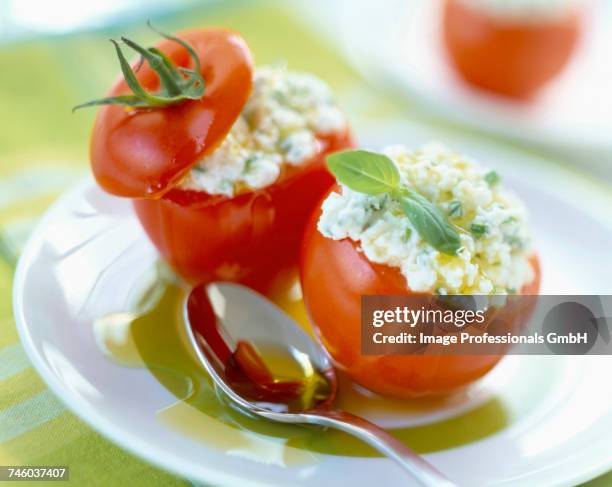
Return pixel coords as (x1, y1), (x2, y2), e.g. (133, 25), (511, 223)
(323, 0), (612, 171)
(13, 127), (612, 486)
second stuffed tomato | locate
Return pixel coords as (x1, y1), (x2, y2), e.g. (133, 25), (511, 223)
(301, 144), (541, 398)
(89, 28), (353, 292)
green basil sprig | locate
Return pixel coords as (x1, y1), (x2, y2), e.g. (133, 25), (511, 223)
(327, 150), (461, 256)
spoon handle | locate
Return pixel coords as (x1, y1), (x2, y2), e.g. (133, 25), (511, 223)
(306, 409), (457, 487)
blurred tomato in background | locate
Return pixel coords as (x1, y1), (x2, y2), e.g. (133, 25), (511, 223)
(442, 0), (583, 99)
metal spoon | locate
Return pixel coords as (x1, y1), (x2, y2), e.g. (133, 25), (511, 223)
(184, 281), (457, 487)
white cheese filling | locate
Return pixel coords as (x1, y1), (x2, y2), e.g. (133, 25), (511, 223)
(179, 66), (346, 197)
(318, 143), (535, 295)
(458, 0), (583, 22)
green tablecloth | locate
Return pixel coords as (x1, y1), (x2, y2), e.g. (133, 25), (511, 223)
(0, 1), (610, 485)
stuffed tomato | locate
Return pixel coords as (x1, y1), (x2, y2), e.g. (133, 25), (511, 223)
(442, 0), (583, 98)
(301, 144), (541, 398)
(86, 27), (352, 292)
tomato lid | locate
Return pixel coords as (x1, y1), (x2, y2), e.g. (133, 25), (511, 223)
(89, 28), (253, 198)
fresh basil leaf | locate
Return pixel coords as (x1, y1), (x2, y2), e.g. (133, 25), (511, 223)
(327, 150), (400, 195)
(399, 190), (461, 255)
(327, 149), (461, 255)
(484, 171), (501, 186)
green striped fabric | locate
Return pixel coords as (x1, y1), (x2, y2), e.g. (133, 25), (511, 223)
(0, 1), (610, 485)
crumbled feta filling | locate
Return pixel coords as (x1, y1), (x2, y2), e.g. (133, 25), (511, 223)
(459, 0), (583, 22)
(318, 143), (535, 294)
(179, 66), (346, 197)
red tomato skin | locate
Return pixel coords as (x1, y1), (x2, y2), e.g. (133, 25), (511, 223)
(442, 0), (582, 99)
(300, 193), (541, 398)
(133, 130), (353, 293)
(91, 29), (253, 198)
